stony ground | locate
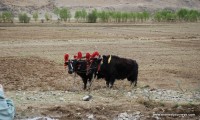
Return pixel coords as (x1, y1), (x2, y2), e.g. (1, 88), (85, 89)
(0, 22), (200, 119)
(6, 88), (200, 119)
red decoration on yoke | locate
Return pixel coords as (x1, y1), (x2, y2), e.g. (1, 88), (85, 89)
(86, 53), (91, 60)
(91, 51), (100, 58)
(64, 54), (69, 62)
(77, 51), (82, 59)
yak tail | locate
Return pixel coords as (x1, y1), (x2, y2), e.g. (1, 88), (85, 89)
(131, 61), (138, 87)
(135, 62), (138, 86)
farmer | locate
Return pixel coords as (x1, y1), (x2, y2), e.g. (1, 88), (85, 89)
(0, 84), (15, 120)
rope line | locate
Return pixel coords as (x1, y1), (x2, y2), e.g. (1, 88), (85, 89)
(75, 66), (98, 74)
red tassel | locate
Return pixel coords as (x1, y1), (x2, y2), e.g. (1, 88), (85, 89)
(77, 51), (82, 59)
(64, 54), (69, 62)
(86, 53), (91, 60)
(91, 51), (99, 58)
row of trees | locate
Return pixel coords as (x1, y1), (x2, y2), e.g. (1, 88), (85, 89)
(83, 10), (150, 23)
(0, 8), (200, 23)
(0, 11), (51, 23)
(154, 9), (200, 22)
(77, 8), (200, 23)
(177, 9), (200, 22)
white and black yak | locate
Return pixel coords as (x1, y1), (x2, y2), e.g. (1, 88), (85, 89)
(67, 59), (94, 90)
(64, 52), (100, 90)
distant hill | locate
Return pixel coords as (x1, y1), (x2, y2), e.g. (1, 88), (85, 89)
(1, 0), (200, 17)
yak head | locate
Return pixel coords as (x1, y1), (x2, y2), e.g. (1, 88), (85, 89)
(102, 55), (112, 65)
(95, 55), (112, 79)
(91, 55), (111, 79)
(67, 59), (78, 74)
(67, 59), (87, 74)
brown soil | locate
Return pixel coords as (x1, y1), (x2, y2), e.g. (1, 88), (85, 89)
(0, 56), (67, 91)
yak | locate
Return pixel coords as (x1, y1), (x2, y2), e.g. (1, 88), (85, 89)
(64, 52), (99, 90)
(66, 59), (94, 90)
(92, 55), (138, 88)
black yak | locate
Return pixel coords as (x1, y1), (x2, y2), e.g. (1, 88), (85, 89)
(93, 55), (138, 88)
(67, 59), (94, 90)
(64, 51), (100, 90)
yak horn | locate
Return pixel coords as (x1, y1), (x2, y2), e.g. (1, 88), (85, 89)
(108, 55), (112, 64)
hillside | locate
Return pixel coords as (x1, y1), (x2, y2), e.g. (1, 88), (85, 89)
(1, 0), (200, 17)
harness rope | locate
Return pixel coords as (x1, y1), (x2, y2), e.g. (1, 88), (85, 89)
(75, 66), (98, 73)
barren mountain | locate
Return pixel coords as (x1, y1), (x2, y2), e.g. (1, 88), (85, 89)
(1, 0), (200, 16)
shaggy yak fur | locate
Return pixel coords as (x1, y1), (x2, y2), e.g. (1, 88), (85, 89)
(96, 55), (138, 88)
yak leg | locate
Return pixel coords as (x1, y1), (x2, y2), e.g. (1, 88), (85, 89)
(128, 75), (137, 88)
(105, 77), (110, 88)
(130, 80), (136, 87)
(133, 72), (138, 87)
(87, 74), (94, 90)
(105, 76), (110, 88)
(133, 67), (138, 87)
(87, 79), (92, 90)
(82, 78), (87, 90)
(134, 80), (137, 87)
(106, 81), (109, 88)
(130, 81), (137, 89)
(109, 76), (116, 88)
